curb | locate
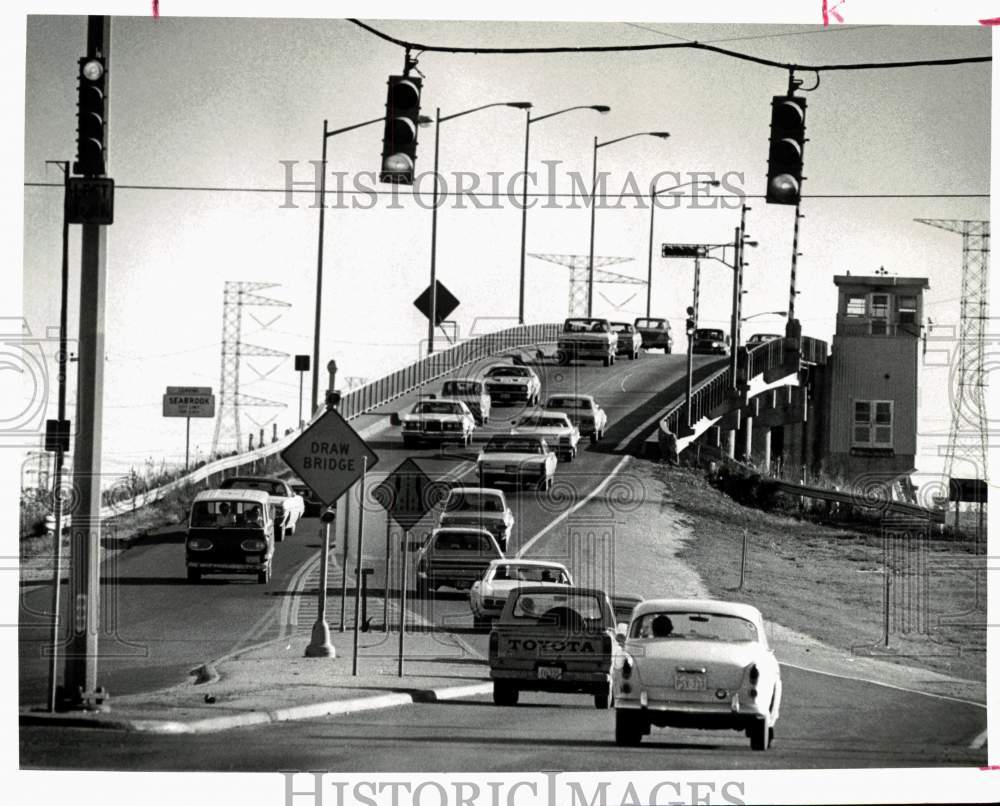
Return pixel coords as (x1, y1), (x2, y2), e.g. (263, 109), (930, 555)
(20, 680), (494, 735)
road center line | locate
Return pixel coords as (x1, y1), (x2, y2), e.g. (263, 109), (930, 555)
(516, 454), (632, 558)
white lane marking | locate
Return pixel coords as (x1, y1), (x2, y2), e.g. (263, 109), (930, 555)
(780, 661), (987, 709)
(516, 454), (632, 558)
(970, 728), (988, 749)
(619, 372), (631, 393)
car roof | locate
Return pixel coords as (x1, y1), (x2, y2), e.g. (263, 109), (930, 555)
(443, 377), (481, 385)
(431, 526), (495, 537)
(517, 409), (569, 419)
(447, 486), (504, 498)
(633, 598), (764, 624)
(488, 559), (568, 569)
(195, 489), (273, 505)
(511, 585), (609, 598)
(224, 476), (283, 484)
(546, 393), (594, 403)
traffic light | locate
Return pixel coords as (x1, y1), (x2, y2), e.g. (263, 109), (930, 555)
(379, 74), (423, 185)
(74, 56), (107, 176)
(765, 95), (806, 205)
(685, 306), (696, 335)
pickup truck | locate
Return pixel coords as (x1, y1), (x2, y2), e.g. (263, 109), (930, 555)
(556, 318), (618, 367)
(488, 585), (626, 709)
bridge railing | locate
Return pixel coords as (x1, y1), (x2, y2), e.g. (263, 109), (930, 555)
(98, 322), (561, 518)
(659, 334), (827, 439)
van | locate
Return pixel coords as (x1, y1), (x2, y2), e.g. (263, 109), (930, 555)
(185, 489), (276, 584)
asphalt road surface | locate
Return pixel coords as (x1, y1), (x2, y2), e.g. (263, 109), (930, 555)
(20, 665), (986, 770)
(19, 351), (706, 704)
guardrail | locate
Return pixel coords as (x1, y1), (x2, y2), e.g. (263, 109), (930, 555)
(659, 334), (827, 440)
(98, 322), (562, 519)
(770, 479), (945, 524)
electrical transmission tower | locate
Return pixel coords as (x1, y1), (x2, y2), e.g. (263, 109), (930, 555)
(528, 254), (642, 316)
(914, 219), (990, 484)
(210, 282), (291, 457)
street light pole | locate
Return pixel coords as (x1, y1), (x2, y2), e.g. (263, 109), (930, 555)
(428, 107), (442, 356)
(646, 179), (719, 317)
(587, 131), (670, 318)
(311, 120), (329, 416)
(686, 255), (701, 428)
(518, 105), (609, 325)
(427, 101), (532, 355)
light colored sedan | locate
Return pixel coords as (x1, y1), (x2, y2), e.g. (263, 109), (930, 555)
(469, 559), (572, 628)
(438, 486), (514, 553)
(440, 378), (491, 425)
(400, 399), (476, 448)
(477, 434), (558, 491)
(613, 599), (782, 751)
(509, 410), (580, 462)
(543, 393), (608, 444)
(483, 365), (541, 406)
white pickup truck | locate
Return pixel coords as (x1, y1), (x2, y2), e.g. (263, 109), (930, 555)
(557, 318), (618, 366)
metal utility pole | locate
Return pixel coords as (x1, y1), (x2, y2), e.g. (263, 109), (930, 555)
(62, 15), (110, 711)
(686, 256), (701, 427)
(788, 205), (803, 321)
(45, 160), (71, 712)
(427, 107), (442, 355)
(729, 204), (750, 387)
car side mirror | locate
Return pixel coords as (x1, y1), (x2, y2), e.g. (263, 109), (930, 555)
(389, 412), (401, 426)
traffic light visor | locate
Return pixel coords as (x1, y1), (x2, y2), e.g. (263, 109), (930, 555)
(382, 152), (415, 177)
(768, 174), (800, 204)
(388, 79), (420, 109)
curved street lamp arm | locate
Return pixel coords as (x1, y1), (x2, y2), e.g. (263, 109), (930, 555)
(597, 131), (669, 149)
(530, 105), (610, 125)
(324, 115), (387, 139)
(440, 101), (531, 123)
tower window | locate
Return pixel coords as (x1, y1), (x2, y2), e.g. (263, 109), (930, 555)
(853, 399), (894, 448)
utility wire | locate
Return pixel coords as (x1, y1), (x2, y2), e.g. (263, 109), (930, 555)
(23, 182), (989, 199)
(348, 19), (990, 72)
(623, 21), (892, 46)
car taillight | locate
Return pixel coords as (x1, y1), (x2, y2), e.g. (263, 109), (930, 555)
(621, 656), (633, 680)
(187, 538), (213, 551)
(602, 634), (613, 654)
(241, 538), (267, 552)
(489, 631), (498, 656)
(748, 663), (760, 685)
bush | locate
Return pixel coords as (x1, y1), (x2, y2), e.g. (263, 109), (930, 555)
(20, 487), (50, 539)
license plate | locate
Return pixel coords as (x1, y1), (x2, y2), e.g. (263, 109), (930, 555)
(505, 465), (517, 474)
(674, 672), (706, 691)
(537, 666), (563, 680)
(245, 554), (262, 564)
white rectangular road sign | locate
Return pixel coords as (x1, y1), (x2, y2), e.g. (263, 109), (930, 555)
(163, 386), (215, 418)
(280, 408), (379, 507)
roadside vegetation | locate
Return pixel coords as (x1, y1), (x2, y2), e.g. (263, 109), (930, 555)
(648, 461), (986, 683)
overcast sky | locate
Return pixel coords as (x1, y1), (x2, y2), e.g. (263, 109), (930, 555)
(10, 10), (994, 482)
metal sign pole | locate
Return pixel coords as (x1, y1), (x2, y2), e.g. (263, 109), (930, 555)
(383, 517), (391, 632)
(305, 509), (336, 657)
(351, 457), (367, 676)
(398, 528), (408, 677)
(185, 416), (191, 471)
(339, 486), (351, 632)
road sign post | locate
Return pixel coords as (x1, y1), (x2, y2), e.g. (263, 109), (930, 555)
(163, 386), (215, 470)
(305, 509), (337, 658)
(398, 528), (409, 677)
(339, 491), (351, 633)
(281, 407), (378, 653)
(352, 457), (368, 676)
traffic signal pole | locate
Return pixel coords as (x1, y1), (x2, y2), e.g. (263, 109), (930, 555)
(311, 120), (329, 417)
(427, 108), (442, 355)
(685, 256), (701, 428)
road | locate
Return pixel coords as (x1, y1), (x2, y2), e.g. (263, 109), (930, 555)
(20, 666), (986, 770)
(19, 350), (706, 704)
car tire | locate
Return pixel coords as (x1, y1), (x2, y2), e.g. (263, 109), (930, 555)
(594, 681), (614, 710)
(186, 568), (200, 583)
(749, 717), (770, 751)
(275, 527), (285, 543)
(538, 475), (552, 492)
(602, 355), (611, 367)
(258, 566), (270, 585)
(590, 431), (599, 445)
(402, 436), (416, 449)
(629, 349), (636, 361)
(665, 343), (672, 355)
(557, 351), (569, 366)
(493, 682), (519, 706)
(615, 709), (644, 746)
(416, 579), (430, 599)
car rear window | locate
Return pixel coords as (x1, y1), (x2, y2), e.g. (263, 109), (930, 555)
(694, 329), (724, 340)
(487, 366), (529, 377)
(494, 565), (569, 584)
(443, 381), (480, 395)
(511, 591), (605, 628)
(484, 436), (543, 453)
(630, 611), (758, 642)
(444, 492), (503, 512)
(432, 532), (495, 553)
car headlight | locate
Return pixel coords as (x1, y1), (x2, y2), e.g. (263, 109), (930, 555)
(241, 538), (267, 552)
(403, 422), (418, 430)
(187, 538), (213, 551)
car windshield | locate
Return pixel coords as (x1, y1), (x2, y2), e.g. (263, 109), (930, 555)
(635, 318), (667, 329)
(442, 381), (480, 395)
(610, 323), (631, 333)
(484, 436), (544, 454)
(517, 416), (568, 429)
(487, 367), (529, 378)
(444, 492), (504, 512)
(191, 500), (267, 528)
(630, 611), (758, 642)
(694, 329), (724, 340)
(493, 565), (569, 584)
(432, 531), (495, 553)
(545, 397), (590, 410)
(220, 478), (285, 496)
(563, 318), (608, 333)
(512, 591), (607, 630)
(414, 401), (463, 415)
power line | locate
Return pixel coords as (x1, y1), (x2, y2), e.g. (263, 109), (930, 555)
(348, 18), (990, 73)
(23, 181), (989, 200)
(624, 21), (892, 46)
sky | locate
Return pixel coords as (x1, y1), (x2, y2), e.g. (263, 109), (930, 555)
(12, 12), (991, 485)
(1, 1), (997, 803)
